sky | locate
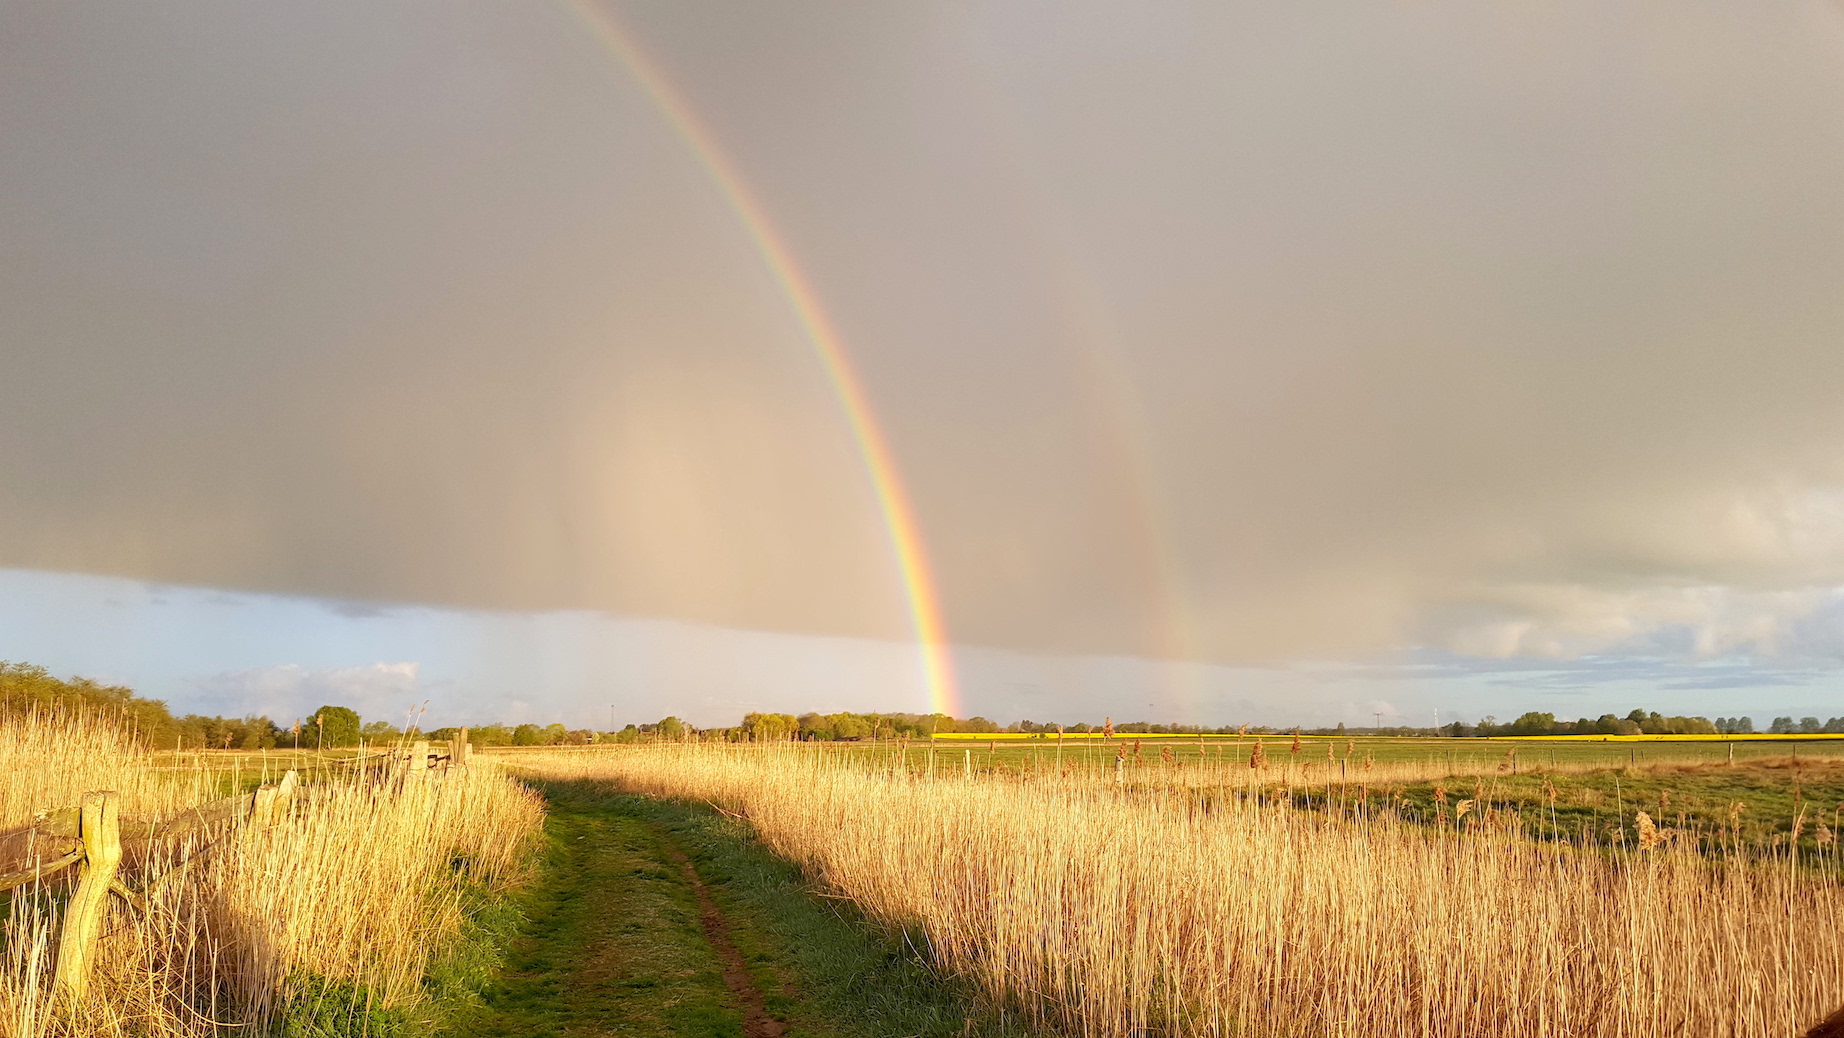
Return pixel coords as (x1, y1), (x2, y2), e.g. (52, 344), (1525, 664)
(6, 1), (1844, 729)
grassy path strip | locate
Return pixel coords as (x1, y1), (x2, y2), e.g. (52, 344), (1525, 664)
(660, 837), (785, 1038)
(447, 783), (739, 1037)
(444, 782), (1027, 1038)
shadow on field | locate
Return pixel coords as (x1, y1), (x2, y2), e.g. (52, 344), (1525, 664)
(443, 780), (1030, 1038)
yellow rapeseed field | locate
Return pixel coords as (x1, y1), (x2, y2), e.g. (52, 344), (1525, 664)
(517, 742), (1844, 1038)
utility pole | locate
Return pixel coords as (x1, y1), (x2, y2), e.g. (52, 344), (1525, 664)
(610, 704), (615, 733)
(1374, 711), (1383, 734)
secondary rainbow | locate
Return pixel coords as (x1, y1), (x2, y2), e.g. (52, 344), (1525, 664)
(565, 1), (960, 718)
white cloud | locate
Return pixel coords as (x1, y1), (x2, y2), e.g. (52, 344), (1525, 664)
(1425, 581), (1844, 664)
(190, 661), (423, 724)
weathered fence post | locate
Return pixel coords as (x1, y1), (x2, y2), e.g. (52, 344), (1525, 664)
(407, 740), (429, 782)
(251, 770), (299, 826)
(252, 784), (279, 825)
(54, 791), (122, 1003)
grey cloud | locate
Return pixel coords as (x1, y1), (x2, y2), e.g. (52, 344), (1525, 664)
(6, 1), (1844, 667)
(322, 600), (393, 620)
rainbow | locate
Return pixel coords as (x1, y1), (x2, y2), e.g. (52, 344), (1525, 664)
(564, 1), (960, 717)
(937, 16), (1201, 718)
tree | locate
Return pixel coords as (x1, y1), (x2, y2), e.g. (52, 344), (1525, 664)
(1509, 712), (1555, 737)
(656, 716), (686, 741)
(745, 712), (798, 741)
(235, 716), (279, 749)
(472, 724), (513, 746)
(361, 720), (401, 741)
(1769, 716), (1796, 734)
(542, 722), (569, 744)
(0, 660), (180, 745)
(512, 724), (542, 746)
(309, 705), (361, 747)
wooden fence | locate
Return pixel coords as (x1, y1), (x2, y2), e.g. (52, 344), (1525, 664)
(0, 731), (472, 1005)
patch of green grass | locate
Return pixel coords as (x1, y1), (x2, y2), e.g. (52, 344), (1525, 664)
(271, 973), (416, 1038)
(613, 790), (1032, 1038)
(1372, 757), (1844, 857)
(438, 781), (1031, 1038)
(439, 784), (740, 1038)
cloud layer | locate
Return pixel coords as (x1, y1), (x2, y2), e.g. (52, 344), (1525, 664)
(6, 1), (1844, 667)
(190, 662), (424, 726)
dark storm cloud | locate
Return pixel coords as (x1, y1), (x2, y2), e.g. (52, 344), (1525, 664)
(6, 0), (1844, 666)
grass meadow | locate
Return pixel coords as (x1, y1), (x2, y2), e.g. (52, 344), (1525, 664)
(10, 713), (1844, 1037)
(511, 738), (1844, 1038)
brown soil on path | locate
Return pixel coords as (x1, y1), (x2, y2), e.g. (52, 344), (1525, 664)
(661, 837), (787, 1038)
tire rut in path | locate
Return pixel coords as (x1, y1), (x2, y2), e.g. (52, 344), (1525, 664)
(659, 836), (786, 1038)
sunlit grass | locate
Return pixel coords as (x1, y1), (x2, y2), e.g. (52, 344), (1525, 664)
(512, 741), (1844, 1037)
(0, 712), (544, 1037)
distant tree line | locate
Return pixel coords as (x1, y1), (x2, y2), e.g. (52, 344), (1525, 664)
(0, 661), (298, 749)
(696, 708), (1844, 742)
(12, 660), (1844, 750)
(1449, 710), (1844, 738)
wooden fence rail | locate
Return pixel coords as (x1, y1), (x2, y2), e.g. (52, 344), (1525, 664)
(0, 727), (473, 1006)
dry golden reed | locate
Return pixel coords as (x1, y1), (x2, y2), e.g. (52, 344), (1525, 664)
(521, 743), (1844, 1038)
(0, 713), (543, 1037)
(0, 711), (208, 829)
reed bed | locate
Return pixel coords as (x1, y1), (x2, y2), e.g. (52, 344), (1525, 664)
(0, 713), (544, 1037)
(921, 737), (1781, 789)
(520, 743), (1844, 1038)
(0, 711), (212, 830)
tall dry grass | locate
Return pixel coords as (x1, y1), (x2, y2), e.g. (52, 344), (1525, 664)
(0, 711), (212, 829)
(0, 713), (544, 1037)
(522, 743), (1844, 1038)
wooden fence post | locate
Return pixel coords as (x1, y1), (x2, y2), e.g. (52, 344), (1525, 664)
(251, 770), (298, 826)
(54, 791), (122, 1003)
(407, 740), (429, 782)
(456, 727), (469, 766)
(251, 784), (278, 826)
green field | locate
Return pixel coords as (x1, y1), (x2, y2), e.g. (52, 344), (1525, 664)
(791, 733), (1844, 775)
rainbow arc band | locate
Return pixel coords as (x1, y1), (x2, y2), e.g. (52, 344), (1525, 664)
(565, 2), (959, 717)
